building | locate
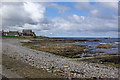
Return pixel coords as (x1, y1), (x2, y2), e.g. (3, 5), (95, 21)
(2, 30), (8, 36)
(2, 30), (19, 36)
(2, 29), (36, 37)
(7, 31), (19, 36)
(21, 29), (36, 37)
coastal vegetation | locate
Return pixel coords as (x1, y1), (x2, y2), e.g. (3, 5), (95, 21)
(2, 36), (20, 38)
(96, 44), (117, 49)
(21, 39), (118, 58)
(2, 36), (48, 39)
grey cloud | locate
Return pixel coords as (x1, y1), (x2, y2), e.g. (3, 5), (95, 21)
(1, 3), (33, 28)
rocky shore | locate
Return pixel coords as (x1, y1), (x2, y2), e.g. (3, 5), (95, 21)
(2, 39), (119, 79)
(22, 39), (118, 58)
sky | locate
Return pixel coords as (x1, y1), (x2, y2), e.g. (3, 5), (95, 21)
(0, 1), (119, 38)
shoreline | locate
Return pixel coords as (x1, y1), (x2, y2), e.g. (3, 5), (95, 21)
(2, 39), (119, 79)
(21, 38), (118, 58)
(2, 54), (61, 78)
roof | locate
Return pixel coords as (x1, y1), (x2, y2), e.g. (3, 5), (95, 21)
(23, 29), (32, 33)
(9, 31), (18, 33)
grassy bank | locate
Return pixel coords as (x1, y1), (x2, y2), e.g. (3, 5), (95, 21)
(2, 36), (48, 39)
(2, 36), (20, 38)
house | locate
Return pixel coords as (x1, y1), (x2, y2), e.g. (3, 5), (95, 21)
(7, 31), (19, 36)
(21, 29), (36, 37)
(2, 30), (8, 36)
(2, 29), (36, 37)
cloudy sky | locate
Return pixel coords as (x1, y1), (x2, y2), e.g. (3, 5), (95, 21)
(0, 1), (119, 37)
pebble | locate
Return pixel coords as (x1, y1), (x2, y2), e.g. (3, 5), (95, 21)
(3, 39), (119, 79)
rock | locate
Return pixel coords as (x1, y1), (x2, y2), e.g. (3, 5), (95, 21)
(61, 74), (66, 77)
(52, 66), (55, 69)
(96, 44), (117, 49)
(64, 66), (69, 68)
(3, 39), (119, 79)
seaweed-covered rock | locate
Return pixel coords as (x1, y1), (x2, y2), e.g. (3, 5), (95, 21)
(96, 44), (117, 49)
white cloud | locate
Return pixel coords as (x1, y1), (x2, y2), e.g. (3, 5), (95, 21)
(45, 13), (117, 37)
(73, 14), (80, 21)
(80, 16), (85, 20)
(23, 2), (45, 22)
(90, 9), (98, 15)
(1, 3), (33, 28)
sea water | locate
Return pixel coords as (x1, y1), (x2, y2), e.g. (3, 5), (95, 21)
(50, 37), (119, 55)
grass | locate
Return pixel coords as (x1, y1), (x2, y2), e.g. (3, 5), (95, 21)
(2, 36), (20, 38)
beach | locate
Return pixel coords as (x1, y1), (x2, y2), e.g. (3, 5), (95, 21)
(2, 38), (120, 79)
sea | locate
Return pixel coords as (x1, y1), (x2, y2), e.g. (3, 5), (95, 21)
(50, 37), (120, 56)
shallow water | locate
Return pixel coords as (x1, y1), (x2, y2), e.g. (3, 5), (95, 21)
(50, 38), (119, 55)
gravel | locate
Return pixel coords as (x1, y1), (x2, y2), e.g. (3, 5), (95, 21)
(2, 39), (119, 79)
